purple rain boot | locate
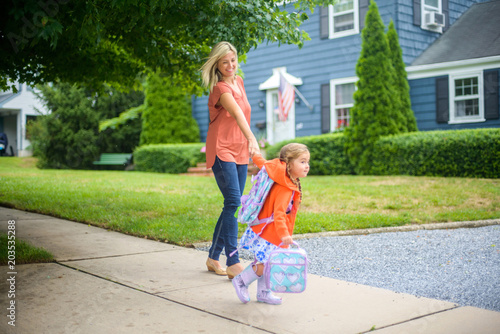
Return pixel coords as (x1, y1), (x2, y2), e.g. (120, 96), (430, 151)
(232, 265), (259, 304)
(256, 275), (282, 305)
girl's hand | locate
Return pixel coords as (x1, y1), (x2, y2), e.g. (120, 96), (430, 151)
(281, 236), (293, 246)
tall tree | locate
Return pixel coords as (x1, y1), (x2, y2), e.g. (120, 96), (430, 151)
(344, 0), (403, 175)
(387, 20), (418, 132)
(139, 72), (200, 145)
(28, 83), (101, 169)
(1, 0), (335, 93)
(28, 83), (143, 169)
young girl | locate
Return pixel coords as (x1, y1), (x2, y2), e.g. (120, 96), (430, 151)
(232, 143), (310, 305)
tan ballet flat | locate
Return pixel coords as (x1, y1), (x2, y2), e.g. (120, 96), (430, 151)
(206, 258), (227, 276)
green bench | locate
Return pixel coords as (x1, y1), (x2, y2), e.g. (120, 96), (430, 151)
(93, 153), (133, 168)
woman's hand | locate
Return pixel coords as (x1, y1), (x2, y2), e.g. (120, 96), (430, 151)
(248, 136), (260, 157)
(281, 235), (293, 246)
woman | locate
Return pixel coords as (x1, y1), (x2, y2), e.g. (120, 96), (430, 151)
(200, 41), (260, 279)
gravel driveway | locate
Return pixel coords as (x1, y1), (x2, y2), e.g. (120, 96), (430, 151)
(297, 224), (500, 312)
(200, 224), (500, 312)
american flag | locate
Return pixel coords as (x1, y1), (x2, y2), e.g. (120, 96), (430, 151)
(278, 73), (295, 122)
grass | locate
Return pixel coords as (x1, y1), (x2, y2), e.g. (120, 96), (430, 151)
(0, 157), (499, 246)
(0, 232), (54, 265)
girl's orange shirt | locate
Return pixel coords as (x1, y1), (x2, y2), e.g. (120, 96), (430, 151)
(205, 76), (251, 168)
(251, 154), (302, 247)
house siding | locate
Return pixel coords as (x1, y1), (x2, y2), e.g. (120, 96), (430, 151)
(192, 0), (497, 143)
(410, 68), (500, 131)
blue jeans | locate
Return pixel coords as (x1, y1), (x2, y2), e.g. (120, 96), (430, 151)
(209, 156), (248, 266)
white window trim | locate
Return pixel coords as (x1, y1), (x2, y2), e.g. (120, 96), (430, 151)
(448, 71), (485, 124)
(421, 0), (444, 33)
(329, 77), (357, 131)
(328, 0), (359, 39)
(423, 0), (441, 12)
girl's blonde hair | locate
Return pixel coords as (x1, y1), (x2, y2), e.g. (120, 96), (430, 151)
(279, 143), (309, 199)
(200, 41), (238, 92)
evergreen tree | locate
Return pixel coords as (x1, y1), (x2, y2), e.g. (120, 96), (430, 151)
(344, 0), (402, 174)
(29, 83), (101, 169)
(387, 20), (418, 132)
(28, 83), (143, 169)
(140, 72), (200, 145)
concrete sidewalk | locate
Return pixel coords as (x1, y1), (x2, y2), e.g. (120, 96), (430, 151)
(1, 207), (499, 334)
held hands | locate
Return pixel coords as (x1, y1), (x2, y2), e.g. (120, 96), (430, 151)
(248, 136), (260, 157)
(281, 235), (293, 246)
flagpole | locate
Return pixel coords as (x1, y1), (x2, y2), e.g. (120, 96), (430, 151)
(293, 86), (314, 112)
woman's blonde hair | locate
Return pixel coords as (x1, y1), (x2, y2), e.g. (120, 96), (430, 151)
(200, 41), (238, 92)
(279, 143), (309, 199)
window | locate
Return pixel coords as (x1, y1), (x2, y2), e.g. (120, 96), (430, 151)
(421, 0), (444, 33)
(423, 0), (440, 12)
(330, 78), (357, 130)
(450, 73), (484, 124)
(329, 0), (359, 38)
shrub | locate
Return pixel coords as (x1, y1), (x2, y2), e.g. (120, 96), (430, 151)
(372, 128), (500, 178)
(265, 133), (355, 176)
(134, 143), (206, 174)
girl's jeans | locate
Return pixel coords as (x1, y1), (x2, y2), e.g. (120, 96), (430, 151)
(209, 156), (248, 267)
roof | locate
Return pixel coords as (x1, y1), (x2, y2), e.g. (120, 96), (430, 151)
(259, 67), (302, 90)
(0, 92), (18, 108)
(412, 0), (500, 66)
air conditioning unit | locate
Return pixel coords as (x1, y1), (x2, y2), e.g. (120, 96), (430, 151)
(424, 11), (445, 28)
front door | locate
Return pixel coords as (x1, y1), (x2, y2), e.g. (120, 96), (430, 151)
(266, 89), (295, 145)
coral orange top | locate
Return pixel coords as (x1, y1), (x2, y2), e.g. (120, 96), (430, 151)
(205, 76), (251, 168)
(251, 153), (302, 247)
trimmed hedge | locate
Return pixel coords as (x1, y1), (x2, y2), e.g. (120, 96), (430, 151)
(134, 143), (205, 174)
(371, 128), (500, 178)
(265, 133), (355, 176)
(133, 128), (500, 178)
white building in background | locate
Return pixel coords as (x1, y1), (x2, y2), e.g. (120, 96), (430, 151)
(0, 82), (49, 157)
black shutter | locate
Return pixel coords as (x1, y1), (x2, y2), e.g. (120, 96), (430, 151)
(321, 84), (331, 133)
(359, 0), (370, 31)
(320, 6), (329, 39)
(436, 77), (449, 123)
(484, 70), (499, 120)
(442, 0), (449, 31)
(413, 0), (421, 26)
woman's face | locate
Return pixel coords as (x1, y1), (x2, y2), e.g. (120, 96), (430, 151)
(217, 51), (237, 79)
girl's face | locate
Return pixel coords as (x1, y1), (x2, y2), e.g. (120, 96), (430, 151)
(289, 152), (310, 179)
(217, 51), (237, 79)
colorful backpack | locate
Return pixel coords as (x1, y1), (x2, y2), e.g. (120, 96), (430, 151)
(237, 166), (275, 227)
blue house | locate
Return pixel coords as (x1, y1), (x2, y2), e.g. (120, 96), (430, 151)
(192, 0), (500, 145)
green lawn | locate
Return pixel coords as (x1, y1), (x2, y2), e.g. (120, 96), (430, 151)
(0, 232), (54, 265)
(1, 157), (499, 246)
